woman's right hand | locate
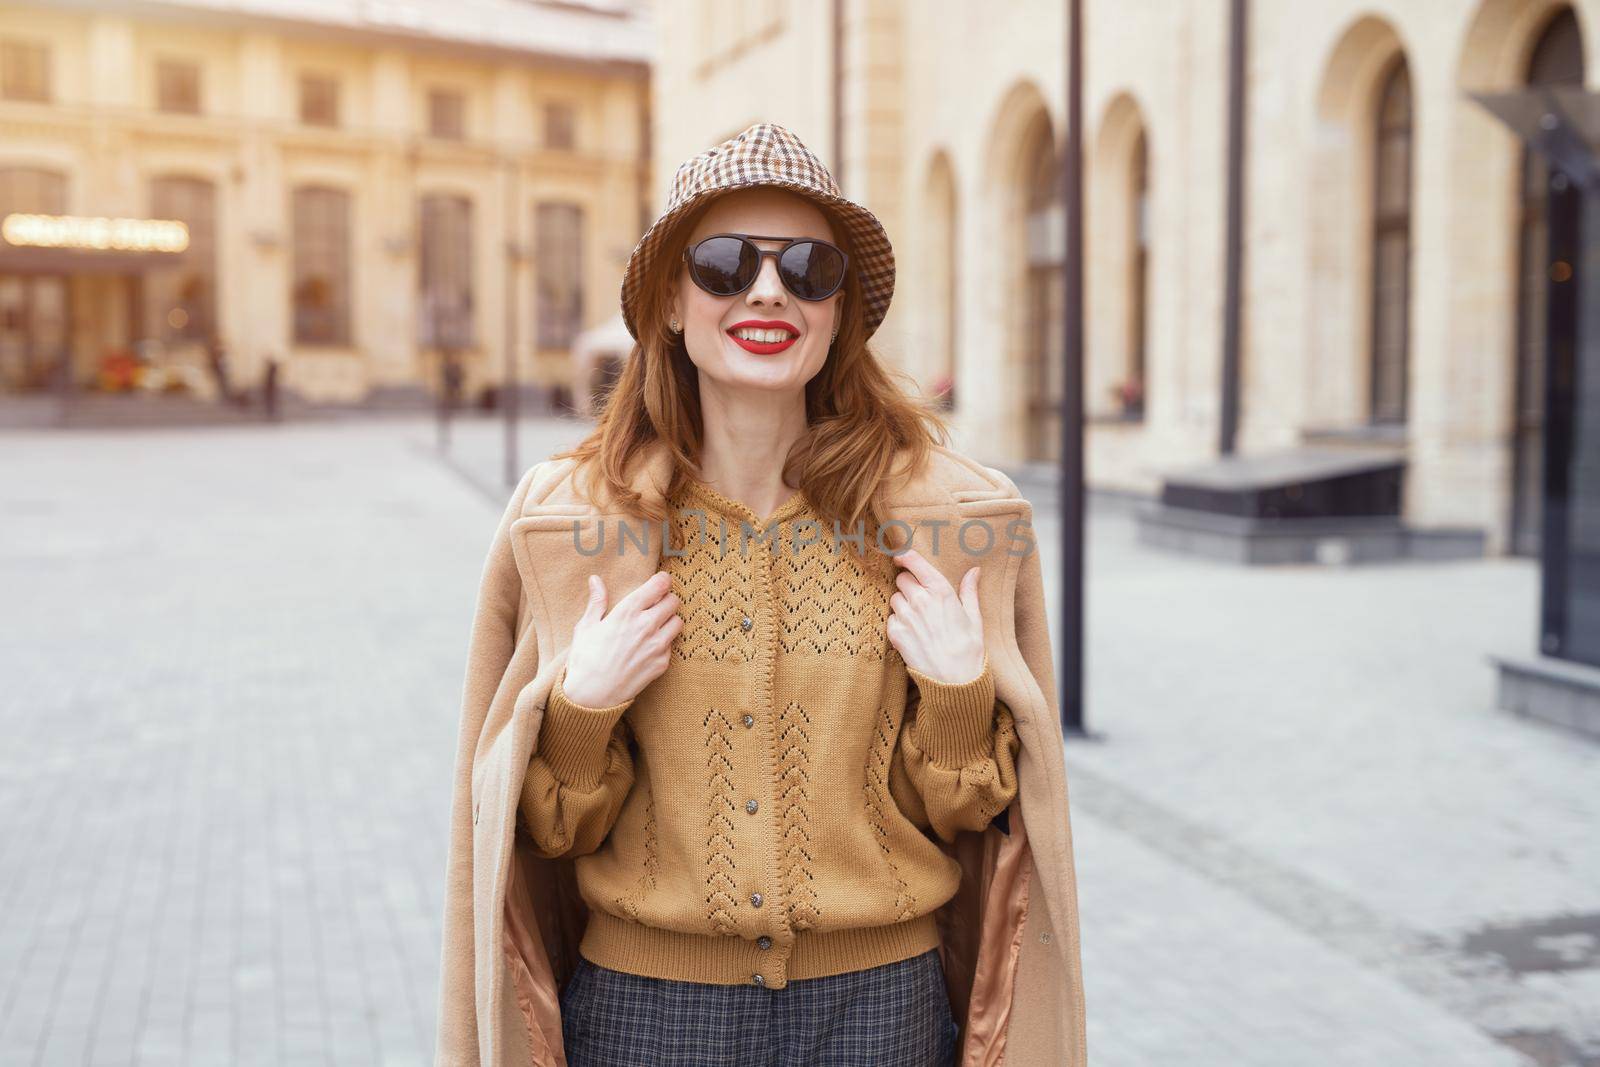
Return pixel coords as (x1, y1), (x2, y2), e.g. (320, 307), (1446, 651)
(559, 571), (682, 709)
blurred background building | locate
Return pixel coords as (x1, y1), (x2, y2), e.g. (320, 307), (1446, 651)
(0, 0), (1588, 562)
(657, 0), (1588, 560)
(0, 0), (651, 411)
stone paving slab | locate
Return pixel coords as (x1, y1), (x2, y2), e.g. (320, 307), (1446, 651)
(1071, 809), (1528, 1067)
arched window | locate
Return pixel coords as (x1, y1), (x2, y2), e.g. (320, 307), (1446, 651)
(148, 175), (217, 342)
(1511, 6), (1584, 557)
(418, 193), (474, 349)
(1023, 117), (1063, 462)
(1370, 55), (1412, 426)
(924, 153), (958, 410)
(292, 186), (352, 346)
(1129, 128), (1149, 420)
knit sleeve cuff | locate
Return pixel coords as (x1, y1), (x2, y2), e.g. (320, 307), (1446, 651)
(535, 666), (635, 789)
(906, 653), (998, 768)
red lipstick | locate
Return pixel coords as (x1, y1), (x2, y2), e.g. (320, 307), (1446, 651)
(726, 319), (800, 355)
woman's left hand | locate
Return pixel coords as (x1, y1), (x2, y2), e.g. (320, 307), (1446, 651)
(886, 548), (985, 685)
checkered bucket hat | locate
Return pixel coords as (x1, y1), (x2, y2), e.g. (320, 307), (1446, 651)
(619, 122), (895, 342)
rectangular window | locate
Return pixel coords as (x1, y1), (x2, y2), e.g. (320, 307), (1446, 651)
(427, 88), (464, 140)
(543, 101), (575, 150)
(148, 176), (217, 341)
(156, 58), (201, 114)
(292, 186), (352, 345)
(535, 202), (584, 349)
(0, 167), (67, 214)
(299, 73), (339, 127)
(0, 39), (50, 102)
(418, 194), (474, 348)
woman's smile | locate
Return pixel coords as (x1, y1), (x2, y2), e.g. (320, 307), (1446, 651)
(726, 319), (800, 354)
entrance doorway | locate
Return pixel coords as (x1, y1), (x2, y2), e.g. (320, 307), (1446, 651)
(0, 273), (68, 391)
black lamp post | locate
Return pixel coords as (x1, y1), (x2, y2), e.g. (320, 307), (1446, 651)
(1058, 0), (1087, 738)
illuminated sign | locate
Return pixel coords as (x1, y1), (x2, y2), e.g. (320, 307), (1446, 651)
(0, 213), (190, 253)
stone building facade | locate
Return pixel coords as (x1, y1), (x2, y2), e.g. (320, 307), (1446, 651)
(655, 0), (1593, 557)
(0, 0), (651, 407)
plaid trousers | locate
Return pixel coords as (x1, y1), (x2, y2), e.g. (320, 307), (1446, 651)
(558, 947), (959, 1067)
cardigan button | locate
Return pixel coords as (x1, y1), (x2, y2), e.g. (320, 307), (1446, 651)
(746, 799), (759, 814)
(741, 714), (755, 728)
(752, 972), (766, 987)
(757, 936), (773, 950)
(740, 615), (753, 631)
(750, 892), (764, 908)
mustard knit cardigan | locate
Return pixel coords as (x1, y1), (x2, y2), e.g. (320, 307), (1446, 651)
(517, 473), (1021, 990)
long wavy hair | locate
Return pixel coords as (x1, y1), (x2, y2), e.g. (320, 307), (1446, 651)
(551, 192), (951, 554)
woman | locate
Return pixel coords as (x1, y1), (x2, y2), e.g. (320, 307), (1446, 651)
(434, 122), (1086, 1067)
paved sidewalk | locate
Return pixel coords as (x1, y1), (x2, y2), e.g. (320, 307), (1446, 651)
(1, 419), (489, 1067)
(1, 416), (1594, 1066)
(1030, 508), (1599, 1067)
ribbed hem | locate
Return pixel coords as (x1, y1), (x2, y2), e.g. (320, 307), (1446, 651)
(534, 667), (634, 789)
(579, 909), (941, 990)
(907, 654), (997, 767)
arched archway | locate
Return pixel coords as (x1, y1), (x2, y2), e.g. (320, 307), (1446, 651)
(978, 79), (1059, 462)
(921, 150), (959, 408)
(1306, 15), (1412, 435)
(1089, 92), (1151, 423)
(1020, 113), (1063, 460)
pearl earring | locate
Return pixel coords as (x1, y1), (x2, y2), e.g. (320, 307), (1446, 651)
(670, 317), (682, 333)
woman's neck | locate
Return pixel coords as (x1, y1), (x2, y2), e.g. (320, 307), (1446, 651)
(693, 390), (807, 520)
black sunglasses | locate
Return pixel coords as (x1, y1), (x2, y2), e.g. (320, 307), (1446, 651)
(680, 232), (849, 302)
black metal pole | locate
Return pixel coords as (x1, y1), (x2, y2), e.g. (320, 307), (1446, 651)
(1059, 0), (1086, 738)
(55, 277), (72, 427)
(440, 345), (460, 452)
(1218, 0), (1248, 455)
(436, 346), (449, 451)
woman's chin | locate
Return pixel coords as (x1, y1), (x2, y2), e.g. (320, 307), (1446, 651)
(704, 352), (807, 390)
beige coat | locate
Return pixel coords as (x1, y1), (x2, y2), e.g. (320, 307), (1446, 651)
(434, 438), (1087, 1066)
